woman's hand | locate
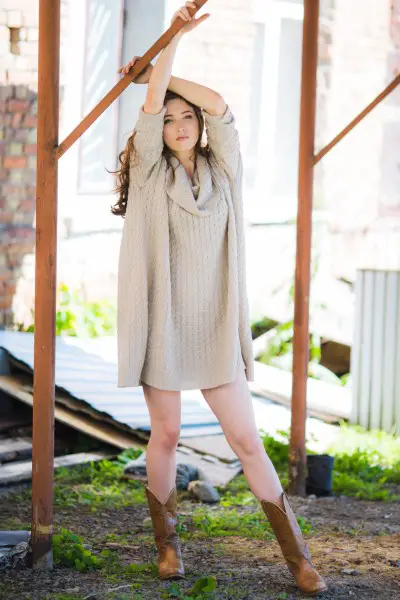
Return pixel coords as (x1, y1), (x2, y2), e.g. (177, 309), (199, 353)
(171, 1), (210, 35)
(118, 56), (153, 84)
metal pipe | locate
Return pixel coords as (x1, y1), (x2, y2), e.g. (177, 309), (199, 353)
(31, 0), (60, 569)
(314, 73), (400, 164)
(57, 0), (209, 159)
(289, 0), (319, 496)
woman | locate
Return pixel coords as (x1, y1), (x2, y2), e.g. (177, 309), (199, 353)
(113, 2), (327, 596)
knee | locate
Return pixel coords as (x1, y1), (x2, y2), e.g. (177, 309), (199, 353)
(231, 433), (265, 458)
(151, 423), (181, 451)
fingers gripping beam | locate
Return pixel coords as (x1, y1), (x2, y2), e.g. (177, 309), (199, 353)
(57, 0), (209, 160)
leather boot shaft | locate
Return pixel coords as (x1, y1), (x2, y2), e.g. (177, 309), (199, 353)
(260, 492), (327, 596)
(145, 485), (185, 580)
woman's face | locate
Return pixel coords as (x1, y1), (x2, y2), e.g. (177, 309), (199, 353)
(163, 97), (200, 154)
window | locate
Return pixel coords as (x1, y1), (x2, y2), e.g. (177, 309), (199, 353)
(77, 0), (124, 194)
(249, 0), (304, 223)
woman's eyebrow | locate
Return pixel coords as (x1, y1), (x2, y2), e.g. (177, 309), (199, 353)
(164, 110), (193, 118)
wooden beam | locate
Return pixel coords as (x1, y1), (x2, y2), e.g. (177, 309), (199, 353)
(31, 0), (60, 570)
(0, 376), (147, 451)
(289, 0), (320, 496)
(314, 73), (400, 164)
(57, 0), (209, 159)
(0, 452), (112, 486)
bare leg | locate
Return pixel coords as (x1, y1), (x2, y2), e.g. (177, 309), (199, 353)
(201, 368), (284, 507)
(142, 382), (181, 503)
(201, 370), (328, 594)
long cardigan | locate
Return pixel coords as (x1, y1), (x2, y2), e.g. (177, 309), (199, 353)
(117, 103), (254, 390)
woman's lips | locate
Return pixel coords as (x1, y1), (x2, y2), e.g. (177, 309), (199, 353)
(176, 136), (189, 141)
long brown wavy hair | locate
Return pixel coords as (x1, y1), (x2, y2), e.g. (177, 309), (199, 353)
(111, 90), (212, 218)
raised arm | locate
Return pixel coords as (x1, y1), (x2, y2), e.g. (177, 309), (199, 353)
(143, 2), (210, 114)
(166, 75), (240, 177)
(125, 58), (239, 178)
(143, 34), (181, 115)
(128, 34), (182, 186)
(126, 2), (211, 186)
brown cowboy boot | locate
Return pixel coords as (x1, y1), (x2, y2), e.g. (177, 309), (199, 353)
(144, 485), (185, 580)
(260, 492), (328, 596)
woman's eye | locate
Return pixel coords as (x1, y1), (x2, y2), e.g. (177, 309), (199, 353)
(184, 115), (192, 119)
(164, 119), (171, 124)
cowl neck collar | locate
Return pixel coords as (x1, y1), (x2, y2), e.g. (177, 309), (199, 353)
(166, 154), (220, 217)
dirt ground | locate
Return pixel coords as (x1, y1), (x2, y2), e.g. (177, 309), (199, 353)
(1, 492), (399, 600)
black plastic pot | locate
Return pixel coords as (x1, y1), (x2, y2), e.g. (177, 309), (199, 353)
(306, 454), (334, 496)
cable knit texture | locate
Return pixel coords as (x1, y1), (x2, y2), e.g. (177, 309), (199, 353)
(117, 103), (254, 390)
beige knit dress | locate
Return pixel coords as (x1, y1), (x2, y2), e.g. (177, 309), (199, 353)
(117, 103), (254, 391)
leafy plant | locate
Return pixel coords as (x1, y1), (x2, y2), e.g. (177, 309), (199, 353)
(190, 506), (313, 539)
(52, 528), (104, 571)
(217, 422), (400, 505)
(190, 576), (218, 595)
(53, 457), (146, 510)
(162, 576), (218, 599)
(16, 282), (117, 338)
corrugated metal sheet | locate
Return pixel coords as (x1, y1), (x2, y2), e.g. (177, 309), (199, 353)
(0, 330), (222, 438)
(351, 269), (400, 434)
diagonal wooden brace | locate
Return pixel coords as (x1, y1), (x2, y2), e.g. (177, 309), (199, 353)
(57, 0), (209, 159)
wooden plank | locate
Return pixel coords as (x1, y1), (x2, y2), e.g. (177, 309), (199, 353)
(249, 360), (351, 422)
(0, 452), (111, 485)
(0, 439), (32, 463)
(0, 415), (31, 433)
(0, 376), (146, 451)
(178, 435), (238, 463)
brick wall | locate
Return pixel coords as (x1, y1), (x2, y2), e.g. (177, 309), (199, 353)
(0, 4), (38, 327)
(0, 1), (69, 327)
(0, 85), (37, 328)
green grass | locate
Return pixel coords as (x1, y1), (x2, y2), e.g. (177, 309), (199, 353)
(3, 450), (147, 514)
(323, 422), (400, 500)
(52, 452), (146, 510)
(266, 423), (399, 502)
(189, 506), (313, 539)
(216, 423), (400, 506)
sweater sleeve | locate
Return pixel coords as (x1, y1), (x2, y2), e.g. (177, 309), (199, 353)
(130, 104), (167, 187)
(203, 104), (240, 178)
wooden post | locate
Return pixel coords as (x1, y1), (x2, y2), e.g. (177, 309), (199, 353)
(289, 0), (319, 496)
(31, 0), (60, 569)
(30, 0), (209, 570)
